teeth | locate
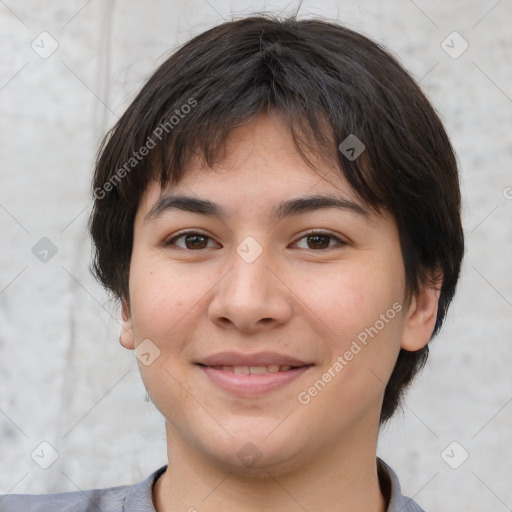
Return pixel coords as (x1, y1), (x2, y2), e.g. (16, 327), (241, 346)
(217, 365), (296, 374)
(249, 366), (267, 375)
(233, 366), (250, 375)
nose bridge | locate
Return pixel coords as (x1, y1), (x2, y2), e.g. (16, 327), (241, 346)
(226, 237), (273, 304)
(209, 235), (292, 331)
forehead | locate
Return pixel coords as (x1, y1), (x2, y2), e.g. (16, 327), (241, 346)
(138, 111), (366, 219)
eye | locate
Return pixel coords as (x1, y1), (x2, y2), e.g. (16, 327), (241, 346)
(164, 230), (346, 251)
(165, 231), (218, 250)
(293, 230), (346, 250)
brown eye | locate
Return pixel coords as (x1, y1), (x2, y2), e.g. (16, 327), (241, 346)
(306, 234), (332, 250)
(183, 234), (209, 249)
(293, 231), (345, 251)
(166, 232), (216, 250)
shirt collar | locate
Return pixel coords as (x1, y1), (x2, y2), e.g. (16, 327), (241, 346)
(378, 458), (425, 512)
(123, 460), (424, 512)
(123, 465), (166, 511)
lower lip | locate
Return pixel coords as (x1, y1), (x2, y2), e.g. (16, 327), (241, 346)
(198, 365), (312, 395)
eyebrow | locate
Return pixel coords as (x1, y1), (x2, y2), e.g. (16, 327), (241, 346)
(144, 193), (370, 224)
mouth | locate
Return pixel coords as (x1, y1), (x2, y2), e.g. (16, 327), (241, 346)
(202, 364), (304, 374)
(196, 356), (313, 395)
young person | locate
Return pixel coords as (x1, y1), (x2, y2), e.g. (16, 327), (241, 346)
(0, 13), (464, 512)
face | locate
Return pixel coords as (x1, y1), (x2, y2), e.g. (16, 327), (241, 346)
(121, 111), (438, 475)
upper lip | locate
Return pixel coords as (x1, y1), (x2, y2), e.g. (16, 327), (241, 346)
(196, 351), (312, 367)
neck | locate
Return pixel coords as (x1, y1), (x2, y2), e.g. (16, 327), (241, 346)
(153, 423), (387, 512)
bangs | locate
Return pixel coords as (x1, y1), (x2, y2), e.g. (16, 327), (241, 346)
(111, 24), (386, 215)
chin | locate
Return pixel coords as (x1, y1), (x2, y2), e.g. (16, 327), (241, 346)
(198, 422), (307, 475)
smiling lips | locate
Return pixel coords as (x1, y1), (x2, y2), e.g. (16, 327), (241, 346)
(196, 351), (313, 395)
(210, 364), (295, 374)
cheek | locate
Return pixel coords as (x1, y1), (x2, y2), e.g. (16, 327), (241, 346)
(127, 259), (211, 415)
(292, 262), (404, 347)
(127, 256), (222, 346)
(126, 256), (223, 374)
(293, 260), (405, 409)
(293, 266), (404, 425)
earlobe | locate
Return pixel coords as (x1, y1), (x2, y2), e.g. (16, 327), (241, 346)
(400, 277), (442, 352)
(119, 298), (135, 350)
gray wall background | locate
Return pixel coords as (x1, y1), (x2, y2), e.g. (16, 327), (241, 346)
(1, 1), (511, 510)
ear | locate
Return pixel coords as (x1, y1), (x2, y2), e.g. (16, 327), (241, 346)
(119, 298), (135, 350)
(401, 273), (443, 351)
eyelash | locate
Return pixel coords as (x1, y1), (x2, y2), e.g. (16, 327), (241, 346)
(164, 229), (347, 251)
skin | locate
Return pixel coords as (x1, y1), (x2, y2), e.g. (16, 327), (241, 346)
(120, 111), (440, 511)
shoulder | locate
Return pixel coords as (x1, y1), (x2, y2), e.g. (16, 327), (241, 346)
(0, 466), (167, 512)
(378, 458), (426, 512)
(0, 485), (128, 512)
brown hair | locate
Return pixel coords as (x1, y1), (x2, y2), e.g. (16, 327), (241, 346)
(89, 14), (464, 424)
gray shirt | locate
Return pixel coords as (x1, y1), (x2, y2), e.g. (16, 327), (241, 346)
(0, 458), (425, 511)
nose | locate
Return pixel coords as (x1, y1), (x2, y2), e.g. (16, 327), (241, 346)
(208, 245), (294, 334)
